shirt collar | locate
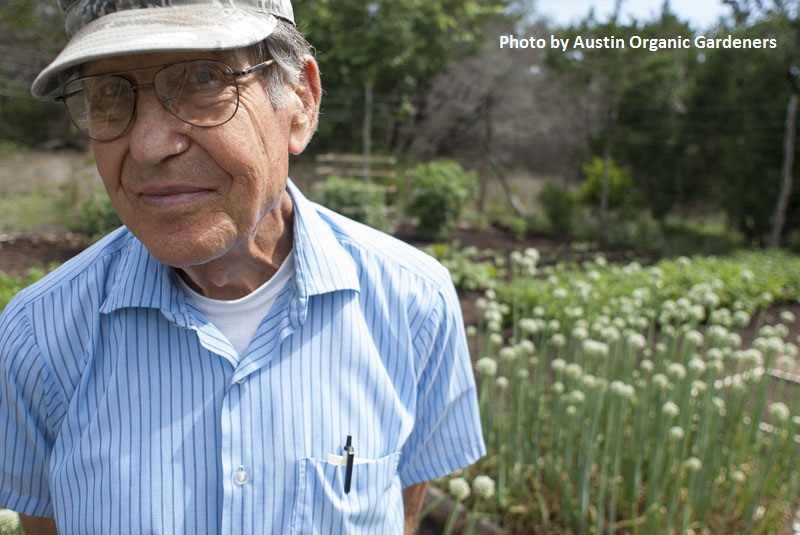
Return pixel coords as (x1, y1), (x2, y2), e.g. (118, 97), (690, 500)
(100, 180), (360, 315)
(286, 179), (360, 297)
(99, 233), (185, 317)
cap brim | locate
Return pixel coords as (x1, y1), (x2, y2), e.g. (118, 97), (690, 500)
(32, 6), (278, 99)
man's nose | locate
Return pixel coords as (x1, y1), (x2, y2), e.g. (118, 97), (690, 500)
(126, 87), (191, 162)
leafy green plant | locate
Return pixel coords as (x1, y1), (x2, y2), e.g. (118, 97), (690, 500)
(537, 181), (580, 238)
(75, 190), (122, 242)
(423, 242), (501, 292)
(465, 249), (800, 534)
(579, 157), (635, 210)
(53, 153), (121, 242)
(0, 268), (46, 313)
(405, 161), (477, 240)
(314, 175), (391, 231)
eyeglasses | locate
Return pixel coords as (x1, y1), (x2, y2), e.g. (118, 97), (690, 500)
(58, 59), (274, 142)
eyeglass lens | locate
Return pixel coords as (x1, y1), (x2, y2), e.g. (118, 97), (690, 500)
(62, 60), (241, 141)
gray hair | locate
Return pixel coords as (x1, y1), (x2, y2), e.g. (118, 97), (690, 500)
(250, 19), (315, 108)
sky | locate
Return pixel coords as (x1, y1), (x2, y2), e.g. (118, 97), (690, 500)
(536, 0), (732, 30)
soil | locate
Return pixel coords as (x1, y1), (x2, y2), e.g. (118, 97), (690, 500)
(0, 232), (90, 277)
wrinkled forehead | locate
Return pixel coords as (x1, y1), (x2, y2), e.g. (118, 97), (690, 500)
(81, 48), (250, 77)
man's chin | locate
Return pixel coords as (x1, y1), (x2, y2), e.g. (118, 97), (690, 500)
(136, 228), (232, 270)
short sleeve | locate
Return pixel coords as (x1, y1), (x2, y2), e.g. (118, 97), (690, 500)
(0, 302), (56, 516)
(398, 280), (486, 487)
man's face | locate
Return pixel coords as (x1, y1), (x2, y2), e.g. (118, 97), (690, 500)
(86, 49), (318, 269)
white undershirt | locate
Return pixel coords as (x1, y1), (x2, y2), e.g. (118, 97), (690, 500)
(177, 250), (295, 356)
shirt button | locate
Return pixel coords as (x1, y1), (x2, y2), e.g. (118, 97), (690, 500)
(236, 377), (246, 384)
(234, 469), (249, 485)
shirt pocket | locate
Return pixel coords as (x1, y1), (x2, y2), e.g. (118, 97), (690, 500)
(288, 451), (403, 535)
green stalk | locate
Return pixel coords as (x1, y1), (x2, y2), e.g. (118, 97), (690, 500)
(607, 394), (630, 534)
(442, 498), (463, 535)
(680, 469), (702, 534)
(595, 397), (615, 535)
(496, 381), (508, 507)
(663, 436), (690, 534)
(578, 390), (605, 535)
(644, 414), (673, 533)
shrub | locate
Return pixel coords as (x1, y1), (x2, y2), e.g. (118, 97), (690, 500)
(75, 191), (122, 242)
(314, 176), (391, 231)
(423, 242), (501, 292)
(405, 161), (477, 240)
(537, 181), (579, 237)
(579, 157), (635, 210)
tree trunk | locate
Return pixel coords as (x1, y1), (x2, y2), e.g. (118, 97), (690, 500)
(598, 97), (616, 245)
(362, 79), (373, 180)
(770, 92), (799, 248)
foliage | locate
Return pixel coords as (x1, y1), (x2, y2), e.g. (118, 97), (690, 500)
(294, 0), (510, 152)
(482, 203), (530, 242)
(536, 178), (744, 256)
(313, 175), (391, 231)
(0, 1), (65, 51)
(51, 154), (121, 242)
(541, 6), (800, 243)
(683, 17), (796, 242)
(0, 190), (61, 233)
(0, 0), (72, 146)
(600, 212), (746, 257)
(579, 157), (634, 211)
(422, 242), (502, 292)
(537, 181), (580, 237)
(405, 160), (477, 240)
(461, 249), (800, 534)
(610, 11), (699, 219)
(496, 250), (800, 333)
(0, 268), (46, 313)
(0, 97), (75, 147)
(73, 191), (122, 242)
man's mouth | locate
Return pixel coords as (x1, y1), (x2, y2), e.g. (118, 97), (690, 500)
(139, 186), (213, 209)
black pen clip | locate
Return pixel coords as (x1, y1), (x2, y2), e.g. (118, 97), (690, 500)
(344, 435), (354, 494)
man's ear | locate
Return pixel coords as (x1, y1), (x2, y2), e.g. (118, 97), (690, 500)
(288, 56), (322, 155)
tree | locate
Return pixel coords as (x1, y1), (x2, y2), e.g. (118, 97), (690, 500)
(294, 0), (509, 154)
(543, 6), (644, 242)
(0, 0), (65, 93)
(401, 17), (543, 214)
(685, 15), (796, 243)
(718, 1), (800, 245)
(611, 7), (698, 219)
(0, 1), (71, 145)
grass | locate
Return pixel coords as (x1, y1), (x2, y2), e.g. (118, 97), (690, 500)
(0, 190), (64, 233)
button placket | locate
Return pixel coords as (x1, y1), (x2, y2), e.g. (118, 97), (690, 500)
(220, 384), (248, 535)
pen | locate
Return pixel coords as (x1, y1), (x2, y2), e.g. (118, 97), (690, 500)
(344, 435), (354, 494)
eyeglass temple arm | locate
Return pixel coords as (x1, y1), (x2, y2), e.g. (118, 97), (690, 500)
(233, 59), (274, 78)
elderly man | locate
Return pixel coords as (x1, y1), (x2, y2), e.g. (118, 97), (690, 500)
(0, 1), (485, 534)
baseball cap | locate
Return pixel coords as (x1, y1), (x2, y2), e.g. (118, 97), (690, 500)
(31, 0), (294, 99)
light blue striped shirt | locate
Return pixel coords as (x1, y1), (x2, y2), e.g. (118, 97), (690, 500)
(0, 181), (485, 534)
